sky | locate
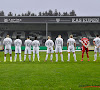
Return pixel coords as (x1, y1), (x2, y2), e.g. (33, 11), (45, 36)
(0, 0), (100, 16)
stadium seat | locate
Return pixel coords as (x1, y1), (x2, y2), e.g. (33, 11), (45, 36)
(0, 30), (98, 46)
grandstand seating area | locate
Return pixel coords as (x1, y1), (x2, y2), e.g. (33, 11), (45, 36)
(0, 30), (99, 46)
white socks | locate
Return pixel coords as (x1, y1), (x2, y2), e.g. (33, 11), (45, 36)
(60, 54), (63, 61)
(68, 53), (76, 61)
(68, 53), (70, 61)
(45, 54), (53, 61)
(24, 55), (26, 61)
(33, 54), (39, 61)
(14, 54), (21, 61)
(94, 54), (97, 60)
(15, 54), (17, 61)
(73, 54), (76, 61)
(45, 54), (48, 60)
(4, 56), (6, 62)
(10, 56), (12, 60)
(50, 54), (53, 60)
(56, 54), (63, 62)
(33, 54), (35, 61)
(37, 54), (39, 61)
(24, 55), (31, 61)
(4, 56), (12, 62)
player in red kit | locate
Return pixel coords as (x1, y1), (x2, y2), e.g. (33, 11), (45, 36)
(80, 37), (90, 61)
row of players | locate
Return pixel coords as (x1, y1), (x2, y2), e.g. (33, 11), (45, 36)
(2, 34), (100, 62)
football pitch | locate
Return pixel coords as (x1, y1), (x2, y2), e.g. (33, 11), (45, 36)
(0, 51), (100, 90)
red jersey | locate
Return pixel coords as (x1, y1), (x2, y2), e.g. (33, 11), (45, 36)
(81, 38), (89, 46)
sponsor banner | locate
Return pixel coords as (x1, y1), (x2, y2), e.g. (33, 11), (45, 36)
(3, 46), (94, 51)
(4, 18), (22, 23)
(0, 16), (100, 23)
(72, 18), (99, 23)
(10, 46), (81, 50)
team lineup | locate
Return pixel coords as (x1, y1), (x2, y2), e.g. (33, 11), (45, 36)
(2, 34), (100, 62)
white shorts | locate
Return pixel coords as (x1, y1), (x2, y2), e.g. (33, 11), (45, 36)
(68, 46), (75, 52)
(94, 47), (100, 53)
(15, 47), (21, 53)
(47, 48), (54, 53)
(33, 47), (39, 54)
(25, 48), (31, 54)
(4, 49), (12, 54)
(55, 46), (62, 53)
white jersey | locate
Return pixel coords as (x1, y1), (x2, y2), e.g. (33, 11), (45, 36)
(67, 38), (76, 47)
(32, 40), (40, 48)
(32, 40), (40, 54)
(24, 39), (32, 48)
(55, 37), (63, 48)
(3, 37), (12, 49)
(14, 39), (22, 48)
(45, 39), (54, 48)
(93, 37), (100, 47)
(24, 39), (32, 54)
(67, 38), (76, 52)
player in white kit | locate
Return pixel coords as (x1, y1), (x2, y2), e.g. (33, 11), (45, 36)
(67, 35), (77, 62)
(14, 36), (22, 62)
(55, 35), (64, 62)
(3, 35), (12, 62)
(93, 35), (100, 61)
(45, 36), (54, 62)
(32, 36), (40, 62)
(24, 37), (32, 62)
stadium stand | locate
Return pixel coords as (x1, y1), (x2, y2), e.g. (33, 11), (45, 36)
(0, 30), (97, 46)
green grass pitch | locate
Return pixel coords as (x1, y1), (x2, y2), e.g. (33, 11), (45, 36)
(0, 51), (100, 90)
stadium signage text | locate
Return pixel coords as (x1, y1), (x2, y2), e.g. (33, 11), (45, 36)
(4, 18), (22, 23)
(0, 17), (100, 23)
(72, 18), (99, 23)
